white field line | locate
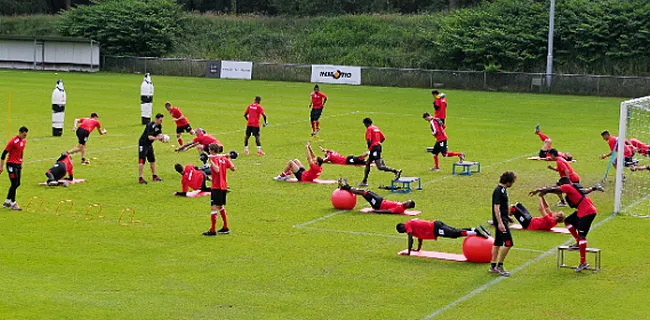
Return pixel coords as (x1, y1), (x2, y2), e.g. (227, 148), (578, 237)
(421, 212), (617, 320)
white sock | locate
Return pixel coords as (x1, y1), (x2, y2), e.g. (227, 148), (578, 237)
(4, 199), (10, 204)
(257, 146), (262, 152)
(10, 201), (16, 206)
(244, 146), (249, 151)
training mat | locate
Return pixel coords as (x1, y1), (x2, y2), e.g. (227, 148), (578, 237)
(397, 249), (467, 262)
(285, 178), (338, 184)
(528, 156), (576, 162)
(510, 224), (571, 234)
(359, 207), (421, 216)
(39, 179), (86, 186)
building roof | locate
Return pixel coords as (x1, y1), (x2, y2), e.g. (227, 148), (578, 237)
(0, 35), (98, 44)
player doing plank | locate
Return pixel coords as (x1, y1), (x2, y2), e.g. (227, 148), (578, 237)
(397, 219), (490, 256)
(320, 146), (367, 165)
(338, 178), (414, 214)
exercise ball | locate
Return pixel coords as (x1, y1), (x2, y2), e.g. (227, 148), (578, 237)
(462, 235), (493, 263)
(331, 189), (357, 210)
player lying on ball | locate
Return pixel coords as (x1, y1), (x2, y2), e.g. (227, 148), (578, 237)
(489, 196), (565, 231)
(397, 218), (490, 256)
(45, 152), (74, 187)
(319, 146), (368, 165)
(274, 143), (323, 182)
(173, 163), (211, 196)
(533, 125), (574, 161)
(337, 178), (414, 214)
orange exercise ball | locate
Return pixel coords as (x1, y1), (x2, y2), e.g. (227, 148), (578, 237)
(462, 235), (493, 263)
(331, 189), (357, 210)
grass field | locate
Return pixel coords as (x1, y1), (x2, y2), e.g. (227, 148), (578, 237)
(0, 70), (649, 320)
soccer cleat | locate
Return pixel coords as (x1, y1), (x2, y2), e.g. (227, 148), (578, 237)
(459, 153), (465, 163)
(574, 262), (590, 273)
(217, 227), (230, 234)
(496, 266), (511, 277)
(11, 203), (22, 211)
(3, 201), (11, 208)
(48, 180), (59, 186)
(139, 177), (148, 185)
(429, 167), (440, 171)
(152, 175), (163, 182)
(567, 243), (580, 250)
(274, 175), (290, 181)
(394, 170), (402, 181)
(555, 201), (567, 207)
(310, 131), (317, 137)
(488, 266), (500, 274)
(357, 182), (369, 187)
(244, 150), (249, 155)
(81, 159), (90, 165)
(592, 184), (605, 192)
(475, 225), (491, 239)
(487, 220), (494, 226)
(535, 124), (540, 134)
(202, 230), (217, 236)
(257, 151), (265, 155)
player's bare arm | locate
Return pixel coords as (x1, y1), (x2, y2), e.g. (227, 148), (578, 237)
(72, 118), (81, 130)
(262, 113), (268, 127)
(529, 186), (562, 197)
(210, 160), (220, 173)
(176, 141), (198, 152)
(547, 165), (558, 171)
(494, 204), (506, 232)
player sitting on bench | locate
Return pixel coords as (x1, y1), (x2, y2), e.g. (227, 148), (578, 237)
(397, 219), (490, 256)
(45, 152), (74, 187)
(491, 196), (565, 231)
(319, 146), (368, 165)
(338, 178), (414, 214)
(174, 163), (211, 197)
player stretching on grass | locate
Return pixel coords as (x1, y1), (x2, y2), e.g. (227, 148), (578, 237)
(600, 130), (636, 168)
(338, 178), (414, 214)
(431, 90), (447, 124)
(138, 113), (164, 184)
(529, 182), (605, 272)
(1, 126), (28, 210)
(358, 118), (401, 187)
(423, 112), (464, 171)
(397, 219), (490, 256)
(45, 152), (74, 187)
(490, 171), (517, 277)
(165, 101), (195, 146)
(244, 96), (267, 155)
(626, 138), (649, 156)
(176, 128), (222, 155)
(274, 143), (324, 182)
(319, 146), (368, 165)
(534, 125), (574, 160)
(69, 113), (106, 165)
(490, 196), (565, 231)
(203, 143), (236, 236)
(547, 148), (580, 207)
(309, 85), (327, 136)
(174, 163), (211, 196)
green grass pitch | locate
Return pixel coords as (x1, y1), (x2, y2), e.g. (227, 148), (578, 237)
(0, 70), (649, 319)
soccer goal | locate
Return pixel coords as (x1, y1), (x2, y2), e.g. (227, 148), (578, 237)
(614, 95), (650, 218)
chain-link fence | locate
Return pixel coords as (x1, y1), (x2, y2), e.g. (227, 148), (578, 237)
(102, 56), (650, 97)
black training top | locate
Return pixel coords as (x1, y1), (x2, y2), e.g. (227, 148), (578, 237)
(139, 122), (162, 146)
(492, 184), (509, 224)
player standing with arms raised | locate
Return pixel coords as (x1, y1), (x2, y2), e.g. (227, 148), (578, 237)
(203, 143), (236, 236)
(244, 96), (267, 155)
(309, 85), (327, 136)
(69, 113), (106, 164)
(432, 90), (447, 124)
(358, 118), (401, 187)
(490, 171), (517, 277)
(423, 112), (464, 171)
(165, 101), (195, 146)
(1, 126), (28, 210)
(138, 113), (165, 184)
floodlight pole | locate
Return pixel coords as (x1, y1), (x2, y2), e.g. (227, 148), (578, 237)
(545, 0), (556, 88)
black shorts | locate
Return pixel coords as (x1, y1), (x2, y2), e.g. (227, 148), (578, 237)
(138, 144), (155, 164)
(346, 155), (366, 165)
(512, 203), (532, 229)
(556, 177), (573, 186)
(624, 157), (635, 167)
(362, 191), (384, 210)
(211, 189), (227, 206)
(431, 140), (448, 155)
(76, 128), (90, 145)
(564, 212), (596, 238)
(493, 222), (514, 247)
(6, 163), (22, 183)
(48, 163), (67, 181)
(310, 108), (323, 122)
(294, 168), (306, 181)
(246, 126), (260, 137)
(368, 145), (382, 163)
(539, 149), (549, 158)
(176, 124), (193, 134)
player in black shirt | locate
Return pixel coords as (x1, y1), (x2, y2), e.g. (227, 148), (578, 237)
(138, 113), (164, 184)
(490, 171), (517, 277)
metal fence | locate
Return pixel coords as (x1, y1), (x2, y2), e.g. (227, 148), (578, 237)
(102, 55), (650, 97)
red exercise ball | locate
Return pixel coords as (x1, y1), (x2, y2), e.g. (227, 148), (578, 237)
(331, 189), (357, 210)
(462, 235), (493, 263)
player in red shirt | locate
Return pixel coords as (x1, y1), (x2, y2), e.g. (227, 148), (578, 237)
(501, 197), (565, 231)
(173, 163), (211, 196)
(319, 146), (368, 165)
(600, 130), (636, 168)
(547, 148), (581, 207)
(423, 112), (464, 171)
(176, 128), (222, 154)
(309, 85), (328, 136)
(530, 181), (605, 272)
(358, 118), (401, 186)
(1, 126), (28, 210)
(203, 143), (236, 236)
(626, 138), (649, 156)
(397, 219), (490, 256)
(337, 179), (415, 214)
(431, 90), (447, 123)
(165, 101), (195, 146)
(69, 113), (106, 165)
(45, 152), (74, 187)
(244, 96), (268, 155)
(534, 125), (574, 161)
(274, 143), (324, 182)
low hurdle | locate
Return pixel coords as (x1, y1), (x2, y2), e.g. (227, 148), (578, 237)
(452, 161), (481, 176)
(389, 177), (422, 193)
(557, 246), (601, 272)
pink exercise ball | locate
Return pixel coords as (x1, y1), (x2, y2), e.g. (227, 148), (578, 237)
(462, 235), (493, 263)
(331, 189), (357, 210)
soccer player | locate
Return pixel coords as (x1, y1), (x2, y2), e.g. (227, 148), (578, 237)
(397, 219), (490, 256)
(534, 125), (574, 161)
(547, 148), (580, 206)
(319, 146), (368, 165)
(498, 197), (565, 231)
(432, 90), (447, 123)
(176, 128), (222, 154)
(423, 112), (464, 171)
(626, 138), (649, 156)
(358, 118), (401, 187)
(309, 85), (327, 136)
(0, 126), (28, 210)
(203, 143), (236, 236)
(69, 112), (106, 164)
(138, 113), (165, 184)
(490, 171), (517, 277)
(244, 96), (267, 155)
(165, 101), (195, 146)
(337, 178), (415, 214)
(529, 182), (605, 272)
(274, 143), (324, 182)
(173, 163), (211, 196)
(600, 130), (636, 168)
(45, 152), (74, 187)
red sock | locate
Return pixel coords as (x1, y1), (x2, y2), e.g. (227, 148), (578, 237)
(447, 152), (461, 157)
(566, 224), (579, 241)
(280, 171), (288, 177)
(316, 121), (320, 130)
(434, 155), (439, 169)
(311, 122), (315, 131)
(537, 131), (549, 142)
(210, 212), (217, 232)
(460, 230), (468, 236)
(178, 137), (183, 145)
(219, 208), (228, 229)
(579, 238), (587, 264)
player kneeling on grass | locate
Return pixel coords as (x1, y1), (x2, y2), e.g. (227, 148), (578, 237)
(69, 112), (106, 165)
(45, 152), (74, 187)
(397, 219), (490, 256)
(138, 113), (165, 184)
(203, 143), (236, 236)
(174, 163), (211, 197)
(274, 143), (323, 182)
(529, 181), (604, 273)
(338, 178), (414, 214)
(320, 146), (368, 165)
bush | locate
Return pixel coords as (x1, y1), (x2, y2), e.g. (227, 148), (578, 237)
(57, 0), (186, 57)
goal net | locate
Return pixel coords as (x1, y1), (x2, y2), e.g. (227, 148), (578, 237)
(614, 95), (650, 217)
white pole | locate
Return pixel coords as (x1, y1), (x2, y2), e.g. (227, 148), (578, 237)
(614, 101), (627, 213)
(545, 0), (556, 88)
